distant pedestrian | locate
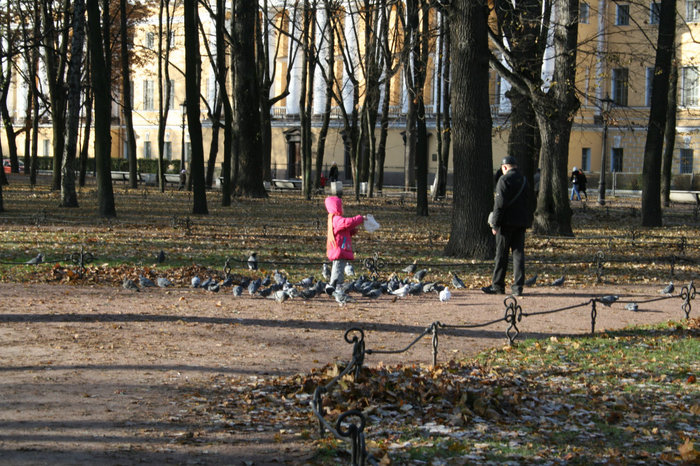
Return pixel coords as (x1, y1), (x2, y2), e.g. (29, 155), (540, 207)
(328, 161), (339, 182)
(178, 169), (186, 190)
(570, 167), (583, 201)
(577, 169), (588, 200)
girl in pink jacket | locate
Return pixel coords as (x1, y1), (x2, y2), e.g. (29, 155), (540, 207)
(325, 196), (364, 291)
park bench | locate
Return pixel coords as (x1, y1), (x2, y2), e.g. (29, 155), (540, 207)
(111, 171), (142, 183)
(272, 178), (302, 190)
(669, 190), (700, 206)
(164, 173), (182, 186)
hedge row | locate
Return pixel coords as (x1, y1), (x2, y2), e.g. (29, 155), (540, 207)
(28, 156), (181, 174)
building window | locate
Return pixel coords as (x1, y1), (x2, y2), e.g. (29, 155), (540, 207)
(611, 148), (624, 172)
(164, 141), (172, 160)
(581, 148), (591, 172)
(680, 148), (694, 174)
(580, 2), (590, 24)
(650, 2), (661, 24)
(143, 80), (154, 111)
(646, 67), (654, 107)
(146, 32), (155, 50)
(616, 4), (630, 25)
(42, 139), (50, 157)
(169, 80), (175, 108)
(143, 141), (152, 159)
(688, 0), (700, 22)
(612, 68), (629, 106)
(681, 67), (700, 107)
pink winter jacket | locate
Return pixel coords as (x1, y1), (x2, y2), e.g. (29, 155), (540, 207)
(325, 196), (364, 261)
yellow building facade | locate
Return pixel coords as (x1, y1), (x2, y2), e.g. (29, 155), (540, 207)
(2, 1), (698, 189)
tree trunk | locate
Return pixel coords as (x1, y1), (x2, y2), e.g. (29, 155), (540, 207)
(232, 0), (267, 197)
(184, 0), (208, 214)
(205, 98), (222, 188)
(661, 53), (677, 207)
(79, 84), (92, 187)
(60, 0), (85, 208)
(87, 0), (116, 218)
(642, 0), (676, 227)
(444, 0), (494, 259)
(642, 0), (675, 226)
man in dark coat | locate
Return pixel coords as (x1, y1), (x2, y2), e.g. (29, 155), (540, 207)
(483, 156), (529, 296)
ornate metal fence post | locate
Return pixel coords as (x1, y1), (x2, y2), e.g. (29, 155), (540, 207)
(680, 282), (696, 319)
(345, 328), (366, 380)
(504, 296), (523, 345)
(363, 252), (386, 279)
(590, 299), (597, 334)
(430, 322), (440, 367)
(65, 246), (95, 277)
(336, 410), (367, 466)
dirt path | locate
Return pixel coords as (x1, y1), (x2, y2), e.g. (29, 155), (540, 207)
(0, 282), (690, 464)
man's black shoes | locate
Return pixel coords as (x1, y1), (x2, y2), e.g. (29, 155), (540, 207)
(481, 286), (505, 295)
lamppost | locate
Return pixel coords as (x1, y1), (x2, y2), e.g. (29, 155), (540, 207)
(180, 101), (187, 173)
(598, 94), (614, 206)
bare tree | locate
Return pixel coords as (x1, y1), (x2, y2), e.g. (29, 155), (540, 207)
(661, 52), (677, 208)
(432, 9), (450, 201)
(60, 0), (86, 207)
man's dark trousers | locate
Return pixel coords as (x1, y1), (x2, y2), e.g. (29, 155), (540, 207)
(492, 225), (525, 294)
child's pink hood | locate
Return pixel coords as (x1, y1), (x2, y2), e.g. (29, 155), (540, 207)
(325, 196), (343, 215)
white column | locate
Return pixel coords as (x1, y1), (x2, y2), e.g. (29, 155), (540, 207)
(313, 8), (329, 115)
(286, 7), (302, 115)
(342, 8), (357, 113)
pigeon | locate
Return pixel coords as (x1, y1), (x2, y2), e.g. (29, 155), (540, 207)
(660, 282), (674, 295)
(139, 275), (156, 288)
(156, 250), (166, 263)
(551, 276), (565, 287)
(624, 302), (638, 311)
(191, 276), (201, 288)
(344, 263), (355, 277)
(206, 282), (220, 292)
(248, 252), (258, 271)
(598, 295), (618, 306)
(402, 261), (417, 274)
(25, 253), (44, 265)
(364, 288), (382, 299)
(122, 278), (139, 291)
(439, 287), (451, 302)
(270, 289), (289, 303)
(258, 287), (273, 298)
(414, 269), (428, 282)
(333, 290), (354, 306)
(273, 270), (286, 285)
(450, 272), (465, 289)
(156, 277), (172, 288)
(390, 283), (410, 297)
(232, 285), (243, 296)
(299, 276), (314, 288)
(221, 276), (234, 287)
(248, 278), (261, 295)
(300, 288), (318, 300)
(200, 277), (215, 289)
(322, 263), (331, 281)
(525, 274), (538, 287)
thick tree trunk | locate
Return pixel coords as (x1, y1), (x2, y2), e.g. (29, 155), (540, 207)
(642, 0), (675, 226)
(444, 0), (494, 259)
(87, 0), (116, 218)
(184, 0), (208, 214)
(232, 0), (267, 197)
(60, 0), (85, 208)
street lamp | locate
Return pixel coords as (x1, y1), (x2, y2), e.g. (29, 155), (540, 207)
(180, 101), (187, 173)
(598, 94), (614, 206)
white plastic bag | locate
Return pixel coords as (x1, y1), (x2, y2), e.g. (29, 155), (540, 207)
(364, 214), (380, 233)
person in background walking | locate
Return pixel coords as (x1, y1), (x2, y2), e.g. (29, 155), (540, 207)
(328, 161), (339, 183)
(570, 167), (583, 201)
(577, 168), (588, 200)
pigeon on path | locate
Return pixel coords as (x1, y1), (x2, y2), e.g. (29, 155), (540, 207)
(333, 290), (354, 306)
(525, 274), (538, 287)
(25, 253), (44, 265)
(270, 289), (289, 303)
(660, 282), (674, 295)
(139, 275), (156, 288)
(232, 285), (243, 296)
(390, 283), (410, 297)
(122, 278), (139, 291)
(156, 250), (166, 263)
(344, 263), (355, 277)
(248, 278), (261, 295)
(402, 261), (417, 274)
(157, 277), (172, 288)
(450, 272), (465, 289)
(248, 252), (258, 271)
(322, 263), (330, 281)
(624, 302), (638, 311)
(191, 276), (201, 288)
(414, 269), (428, 282)
(551, 276), (565, 287)
(598, 295), (618, 306)
(439, 287), (451, 302)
